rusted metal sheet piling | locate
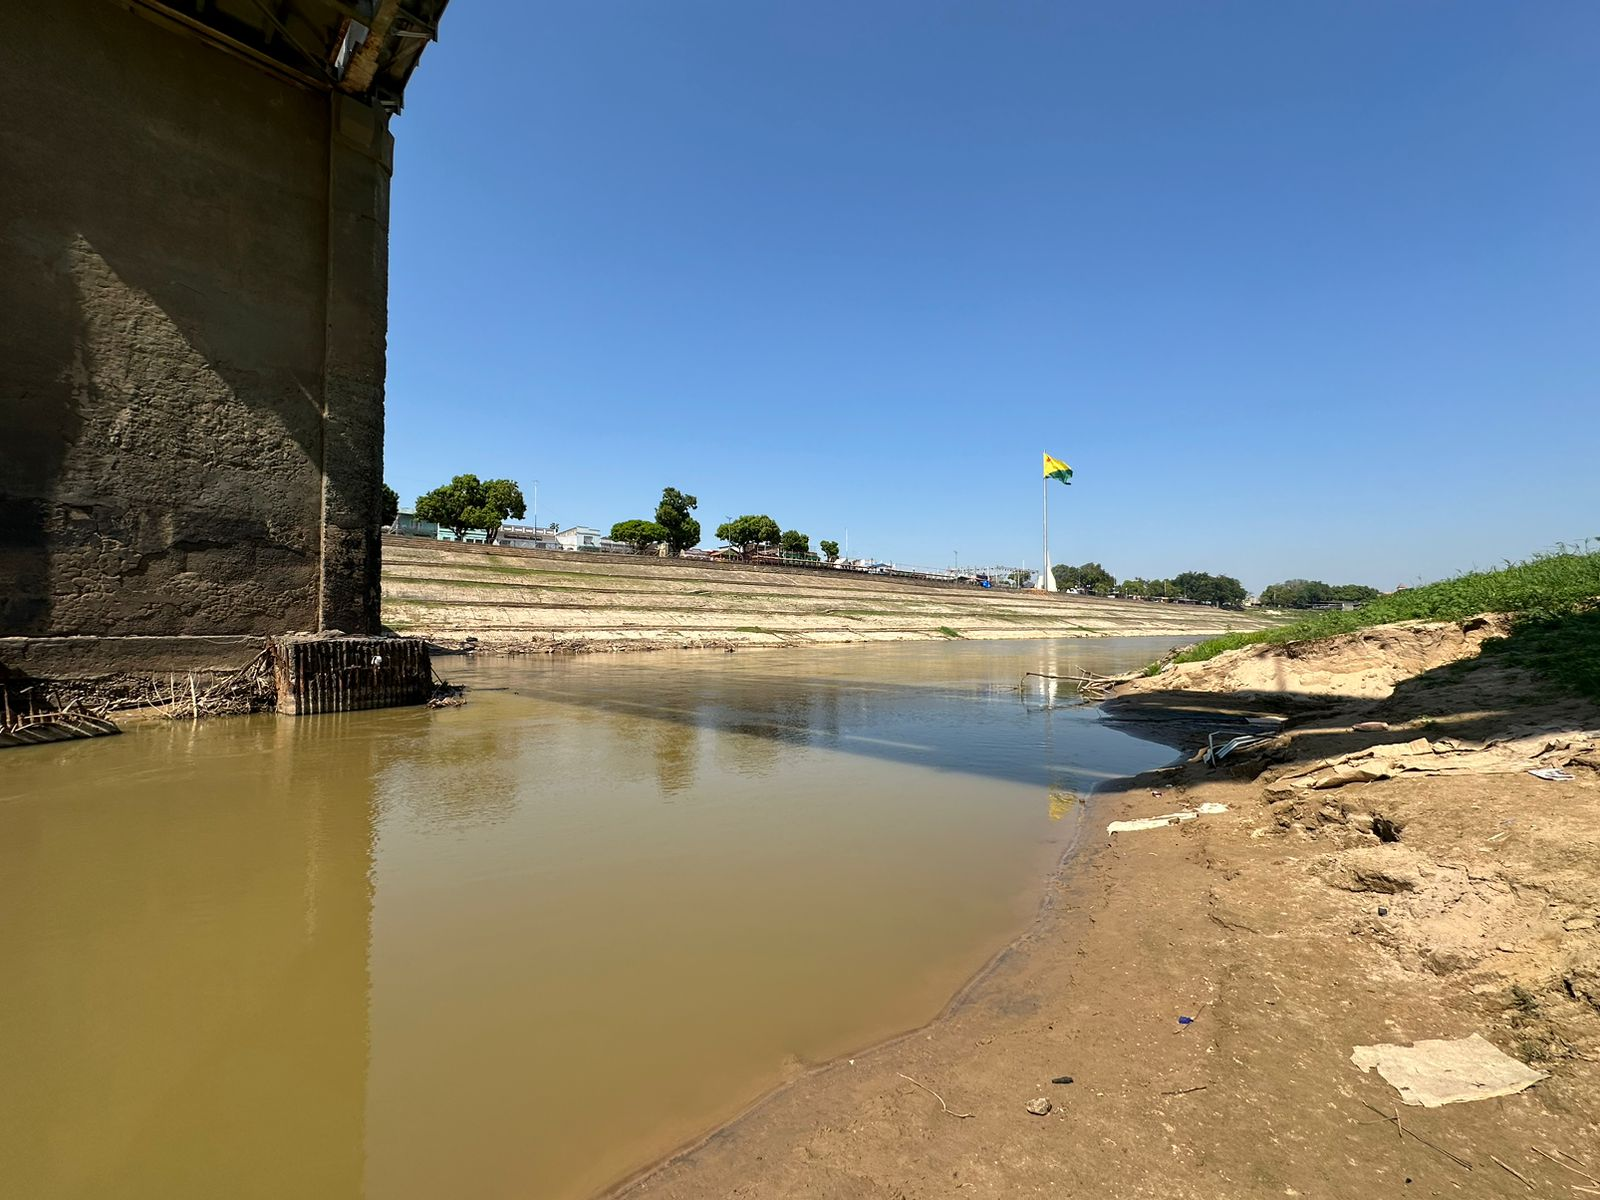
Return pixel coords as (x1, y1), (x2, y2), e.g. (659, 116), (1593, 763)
(272, 637), (432, 717)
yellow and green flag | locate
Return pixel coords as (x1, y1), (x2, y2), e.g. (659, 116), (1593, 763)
(1043, 453), (1073, 485)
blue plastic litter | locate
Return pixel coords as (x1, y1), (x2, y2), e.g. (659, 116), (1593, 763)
(1177, 1016), (1194, 1025)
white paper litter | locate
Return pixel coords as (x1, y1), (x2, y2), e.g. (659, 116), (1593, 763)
(1107, 803), (1227, 834)
(1350, 1034), (1546, 1107)
(1528, 767), (1575, 781)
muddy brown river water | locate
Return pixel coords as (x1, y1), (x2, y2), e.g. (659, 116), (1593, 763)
(1, 637), (1187, 1199)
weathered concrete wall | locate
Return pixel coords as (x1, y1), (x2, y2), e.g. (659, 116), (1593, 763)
(0, 0), (390, 679)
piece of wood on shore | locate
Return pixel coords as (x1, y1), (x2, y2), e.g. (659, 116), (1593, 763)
(1022, 669), (1140, 698)
(0, 711), (121, 749)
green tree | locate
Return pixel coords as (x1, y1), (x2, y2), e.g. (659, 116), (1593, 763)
(1055, 561), (1115, 595)
(1121, 577), (1149, 598)
(610, 519), (671, 554)
(716, 515), (781, 558)
(654, 488), (701, 556)
(1173, 571), (1247, 607)
(415, 474), (526, 543)
(1260, 579), (1324, 608)
(1259, 579), (1380, 608)
(1331, 583), (1380, 604)
(779, 529), (810, 556)
(1081, 563), (1116, 595)
(819, 539), (841, 562)
(1007, 569), (1033, 588)
(379, 483), (399, 528)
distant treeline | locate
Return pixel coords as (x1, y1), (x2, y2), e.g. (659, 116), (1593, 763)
(1258, 579), (1380, 609)
(1052, 563), (1247, 607)
(1050, 565), (1381, 610)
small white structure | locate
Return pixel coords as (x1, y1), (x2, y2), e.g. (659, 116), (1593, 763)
(555, 526), (602, 551)
(497, 523), (562, 550)
(497, 523), (634, 553)
(551, 526), (632, 553)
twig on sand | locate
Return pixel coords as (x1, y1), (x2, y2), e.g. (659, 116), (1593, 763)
(1359, 1101), (1472, 1170)
(1160, 1084), (1209, 1096)
(1533, 1146), (1600, 1185)
(896, 1072), (973, 1119)
(1176, 1001), (1211, 1032)
(1489, 1155), (1533, 1189)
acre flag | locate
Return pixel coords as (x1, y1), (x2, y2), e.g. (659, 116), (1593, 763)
(1043, 453), (1073, 485)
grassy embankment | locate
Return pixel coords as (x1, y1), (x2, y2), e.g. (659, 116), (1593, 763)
(1156, 548), (1600, 700)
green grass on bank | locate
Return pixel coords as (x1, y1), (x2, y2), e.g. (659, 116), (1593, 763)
(1486, 608), (1600, 701)
(1155, 548), (1600, 699)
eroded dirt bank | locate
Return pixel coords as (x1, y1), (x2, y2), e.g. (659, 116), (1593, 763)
(615, 617), (1600, 1198)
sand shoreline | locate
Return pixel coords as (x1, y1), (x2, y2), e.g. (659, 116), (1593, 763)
(597, 762), (1126, 1199)
(610, 618), (1600, 1199)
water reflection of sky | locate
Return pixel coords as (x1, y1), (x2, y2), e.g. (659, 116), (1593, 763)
(475, 636), (1187, 797)
(365, 639), (1193, 1199)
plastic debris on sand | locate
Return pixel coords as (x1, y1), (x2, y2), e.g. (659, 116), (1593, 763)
(1350, 1034), (1547, 1108)
(1268, 731), (1599, 793)
(1108, 803), (1227, 834)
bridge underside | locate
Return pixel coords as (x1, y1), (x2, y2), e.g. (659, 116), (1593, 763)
(0, 0), (445, 685)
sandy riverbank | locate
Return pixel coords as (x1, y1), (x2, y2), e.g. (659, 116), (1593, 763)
(613, 616), (1600, 1198)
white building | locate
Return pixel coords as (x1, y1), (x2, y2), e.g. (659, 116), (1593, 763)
(555, 526), (603, 551)
(496, 523), (562, 550)
(495, 524), (632, 553)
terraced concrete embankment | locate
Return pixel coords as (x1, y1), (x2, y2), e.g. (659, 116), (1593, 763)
(381, 537), (1277, 650)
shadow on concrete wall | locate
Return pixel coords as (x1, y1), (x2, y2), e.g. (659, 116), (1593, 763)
(0, 0), (348, 642)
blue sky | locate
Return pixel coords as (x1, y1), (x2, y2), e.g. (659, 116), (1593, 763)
(385, 1), (1598, 591)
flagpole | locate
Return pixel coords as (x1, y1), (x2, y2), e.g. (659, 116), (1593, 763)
(1041, 473), (1048, 590)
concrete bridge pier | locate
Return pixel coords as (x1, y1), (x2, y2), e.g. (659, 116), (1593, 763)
(0, 0), (447, 690)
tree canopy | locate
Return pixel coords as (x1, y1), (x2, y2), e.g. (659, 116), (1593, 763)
(1033, 563), (1247, 601)
(1172, 570), (1248, 607)
(415, 474), (527, 543)
(779, 529), (810, 556)
(819, 539), (840, 562)
(610, 519), (671, 553)
(716, 515), (780, 558)
(1053, 561), (1116, 595)
(1258, 579), (1380, 608)
(379, 483), (399, 528)
(654, 488), (701, 556)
